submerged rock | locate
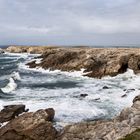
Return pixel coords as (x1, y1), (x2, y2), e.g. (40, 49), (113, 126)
(0, 108), (57, 140)
(0, 104), (28, 123)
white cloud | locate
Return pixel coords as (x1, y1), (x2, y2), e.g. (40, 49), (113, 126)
(79, 17), (140, 34)
(0, 0), (140, 45)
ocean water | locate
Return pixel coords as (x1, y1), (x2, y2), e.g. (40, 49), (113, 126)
(0, 52), (140, 127)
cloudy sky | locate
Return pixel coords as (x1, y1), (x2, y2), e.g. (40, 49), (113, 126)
(0, 0), (140, 46)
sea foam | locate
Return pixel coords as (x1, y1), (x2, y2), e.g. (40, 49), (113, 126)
(1, 78), (17, 93)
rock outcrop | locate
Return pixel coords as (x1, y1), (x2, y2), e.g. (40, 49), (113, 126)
(0, 104), (28, 123)
(27, 48), (140, 78)
(57, 95), (140, 140)
(6, 46), (59, 54)
(0, 107), (57, 140)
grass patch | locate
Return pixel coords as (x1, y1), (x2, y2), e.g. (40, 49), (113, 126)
(119, 129), (140, 140)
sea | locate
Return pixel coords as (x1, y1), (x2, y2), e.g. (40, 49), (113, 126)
(0, 47), (140, 127)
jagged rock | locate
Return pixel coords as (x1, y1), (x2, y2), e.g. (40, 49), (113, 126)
(0, 104), (28, 123)
(0, 108), (57, 140)
(57, 95), (140, 140)
(26, 48), (140, 78)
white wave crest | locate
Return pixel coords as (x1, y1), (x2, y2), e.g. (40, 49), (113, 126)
(11, 71), (21, 81)
(1, 78), (17, 93)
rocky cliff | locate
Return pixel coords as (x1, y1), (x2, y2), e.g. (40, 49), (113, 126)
(27, 48), (140, 78)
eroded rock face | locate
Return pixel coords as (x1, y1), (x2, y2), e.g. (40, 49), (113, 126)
(0, 108), (57, 140)
(0, 104), (28, 123)
(27, 48), (140, 78)
(57, 95), (140, 140)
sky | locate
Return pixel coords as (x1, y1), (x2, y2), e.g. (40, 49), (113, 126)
(0, 0), (140, 46)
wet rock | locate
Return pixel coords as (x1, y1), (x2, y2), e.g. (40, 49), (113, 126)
(94, 98), (101, 101)
(0, 104), (28, 123)
(26, 60), (37, 68)
(80, 94), (88, 98)
(121, 94), (127, 98)
(0, 108), (57, 140)
(102, 86), (109, 89)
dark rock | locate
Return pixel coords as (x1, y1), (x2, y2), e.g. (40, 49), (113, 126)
(133, 95), (140, 103)
(121, 94), (127, 98)
(45, 108), (55, 121)
(94, 98), (101, 101)
(103, 86), (109, 89)
(123, 89), (135, 93)
(0, 109), (57, 140)
(80, 94), (88, 98)
(26, 60), (37, 68)
(0, 104), (28, 123)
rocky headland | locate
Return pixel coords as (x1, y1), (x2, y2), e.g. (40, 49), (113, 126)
(0, 95), (140, 140)
(25, 47), (140, 78)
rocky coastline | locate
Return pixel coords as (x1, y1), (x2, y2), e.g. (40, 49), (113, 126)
(4, 46), (140, 79)
(1, 46), (140, 139)
(0, 95), (139, 140)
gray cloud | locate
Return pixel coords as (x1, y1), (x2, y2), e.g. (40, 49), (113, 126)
(0, 0), (140, 45)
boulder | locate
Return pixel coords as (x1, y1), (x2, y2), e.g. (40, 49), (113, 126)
(0, 104), (28, 123)
(0, 108), (57, 140)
